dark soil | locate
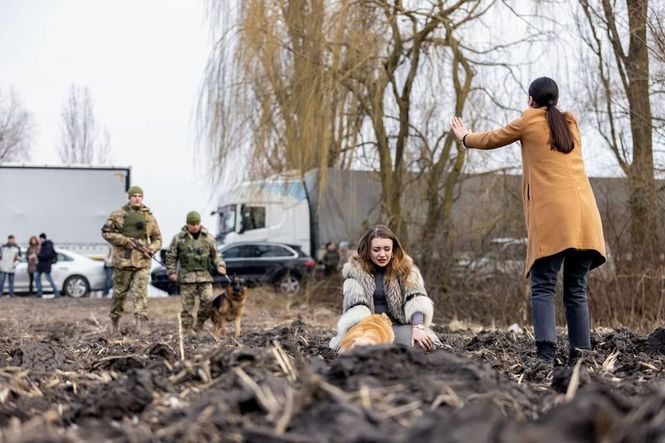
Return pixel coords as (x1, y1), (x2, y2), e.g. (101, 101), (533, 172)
(0, 296), (663, 442)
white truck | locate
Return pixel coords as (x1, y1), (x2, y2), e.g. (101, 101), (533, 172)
(214, 169), (383, 259)
(0, 164), (131, 257)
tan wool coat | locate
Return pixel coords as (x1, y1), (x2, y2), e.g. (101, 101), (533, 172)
(465, 107), (606, 276)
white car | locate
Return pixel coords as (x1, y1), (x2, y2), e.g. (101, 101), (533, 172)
(452, 238), (527, 284)
(6, 249), (106, 298)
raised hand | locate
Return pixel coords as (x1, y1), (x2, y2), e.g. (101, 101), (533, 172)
(449, 116), (469, 141)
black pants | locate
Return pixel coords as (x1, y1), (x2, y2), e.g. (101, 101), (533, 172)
(29, 272), (34, 294)
(530, 249), (594, 350)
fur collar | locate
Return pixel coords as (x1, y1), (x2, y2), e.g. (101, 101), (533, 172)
(342, 253), (425, 325)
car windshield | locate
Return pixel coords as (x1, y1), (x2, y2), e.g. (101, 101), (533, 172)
(218, 204), (237, 235)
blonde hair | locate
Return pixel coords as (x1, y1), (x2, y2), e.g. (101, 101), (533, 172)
(28, 236), (39, 247)
(356, 224), (412, 282)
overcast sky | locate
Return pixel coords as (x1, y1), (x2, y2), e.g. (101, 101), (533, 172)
(0, 0), (218, 242)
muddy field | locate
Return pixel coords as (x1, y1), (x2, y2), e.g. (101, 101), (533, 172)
(0, 292), (664, 443)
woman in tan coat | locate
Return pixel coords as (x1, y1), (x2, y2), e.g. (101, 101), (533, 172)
(450, 77), (606, 365)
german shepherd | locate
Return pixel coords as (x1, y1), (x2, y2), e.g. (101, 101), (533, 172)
(210, 277), (249, 337)
(339, 313), (395, 353)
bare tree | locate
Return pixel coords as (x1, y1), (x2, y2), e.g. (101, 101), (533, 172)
(59, 85), (111, 165)
(0, 89), (32, 162)
(578, 0), (660, 263)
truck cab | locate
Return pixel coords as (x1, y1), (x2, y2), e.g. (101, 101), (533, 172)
(214, 178), (313, 256)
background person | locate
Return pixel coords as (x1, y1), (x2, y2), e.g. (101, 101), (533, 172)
(0, 235), (22, 297)
(36, 233), (60, 298)
(321, 241), (340, 277)
(26, 236), (40, 295)
(450, 76), (606, 365)
(329, 224), (441, 351)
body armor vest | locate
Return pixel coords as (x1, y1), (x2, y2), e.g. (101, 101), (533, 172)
(180, 234), (210, 272)
(122, 207), (147, 239)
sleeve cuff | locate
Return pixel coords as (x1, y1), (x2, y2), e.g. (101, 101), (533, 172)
(411, 312), (425, 325)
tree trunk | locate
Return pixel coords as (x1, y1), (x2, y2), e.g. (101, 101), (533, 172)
(625, 0), (657, 263)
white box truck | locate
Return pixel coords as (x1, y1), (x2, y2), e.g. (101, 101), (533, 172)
(214, 169), (383, 259)
(0, 164), (131, 257)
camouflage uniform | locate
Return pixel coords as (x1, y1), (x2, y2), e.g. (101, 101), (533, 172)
(166, 226), (224, 330)
(102, 204), (162, 322)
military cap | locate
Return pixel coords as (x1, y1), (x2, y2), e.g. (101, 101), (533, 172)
(186, 211), (201, 225)
(128, 186), (144, 197)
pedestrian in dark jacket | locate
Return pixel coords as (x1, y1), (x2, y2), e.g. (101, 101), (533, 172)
(321, 241), (341, 276)
(36, 233), (60, 298)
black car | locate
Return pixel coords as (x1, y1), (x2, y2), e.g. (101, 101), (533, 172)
(150, 241), (316, 295)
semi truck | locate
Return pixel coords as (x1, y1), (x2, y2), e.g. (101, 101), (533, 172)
(213, 169), (383, 259)
(0, 164), (131, 257)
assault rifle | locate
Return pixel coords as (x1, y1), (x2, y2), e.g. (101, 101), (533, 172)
(128, 239), (166, 266)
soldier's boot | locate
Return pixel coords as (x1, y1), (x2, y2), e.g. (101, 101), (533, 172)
(111, 318), (120, 335)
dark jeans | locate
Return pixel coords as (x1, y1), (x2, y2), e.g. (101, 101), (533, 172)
(0, 272), (15, 296)
(36, 271), (60, 297)
(29, 272), (35, 294)
(530, 249), (594, 350)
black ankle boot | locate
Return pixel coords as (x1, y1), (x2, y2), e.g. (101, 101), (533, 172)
(568, 347), (591, 365)
(536, 341), (556, 365)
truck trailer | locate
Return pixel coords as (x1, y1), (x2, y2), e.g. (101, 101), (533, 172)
(0, 164), (130, 257)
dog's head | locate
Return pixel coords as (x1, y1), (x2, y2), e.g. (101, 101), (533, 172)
(226, 276), (248, 301)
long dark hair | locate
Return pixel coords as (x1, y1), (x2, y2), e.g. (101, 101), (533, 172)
(528, 77), (574, 154)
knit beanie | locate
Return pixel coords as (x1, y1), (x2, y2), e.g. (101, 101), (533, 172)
(186, 211), (201, 225)
(128, 186), (144, 197)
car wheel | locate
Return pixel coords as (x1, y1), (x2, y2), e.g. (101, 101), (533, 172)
(276, 273), (301, 294)
(63, 275), (90, 298)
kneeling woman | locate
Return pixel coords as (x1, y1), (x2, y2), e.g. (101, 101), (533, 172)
(329, 224), (441, 351)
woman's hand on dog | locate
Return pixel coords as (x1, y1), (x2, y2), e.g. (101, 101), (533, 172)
(168, 273), (177, 283)
(412, 326), (434, 351)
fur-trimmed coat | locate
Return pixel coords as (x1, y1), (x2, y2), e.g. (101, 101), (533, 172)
(329, 253), (434, 350)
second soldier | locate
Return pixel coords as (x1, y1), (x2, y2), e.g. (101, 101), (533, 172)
(166, 211), (226, 333)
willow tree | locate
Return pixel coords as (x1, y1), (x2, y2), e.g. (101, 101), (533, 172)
(200, 0), (363, 182)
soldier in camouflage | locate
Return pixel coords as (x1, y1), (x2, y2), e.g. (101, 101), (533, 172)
(166, 211), (226, 332)
(101, 186), (162, 334)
